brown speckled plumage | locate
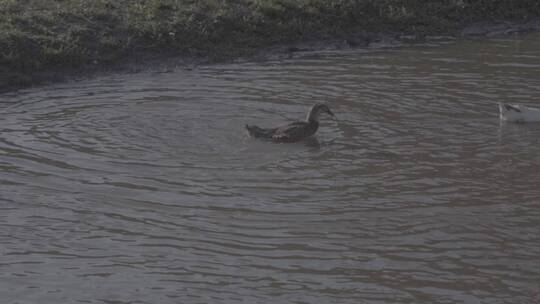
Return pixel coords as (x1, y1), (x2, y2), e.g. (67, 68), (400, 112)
(246, 103), (334, 143)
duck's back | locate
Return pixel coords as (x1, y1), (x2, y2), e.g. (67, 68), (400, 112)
(272, 121), (319, 142)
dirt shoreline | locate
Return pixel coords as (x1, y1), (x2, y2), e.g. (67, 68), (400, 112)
(254, 18), (540, 59)
(2, 18), (540, 94)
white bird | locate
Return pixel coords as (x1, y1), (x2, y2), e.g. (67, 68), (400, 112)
(499, 103), (540, 123)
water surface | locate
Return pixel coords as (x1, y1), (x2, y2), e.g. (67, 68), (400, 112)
(2, 33), (540, 304)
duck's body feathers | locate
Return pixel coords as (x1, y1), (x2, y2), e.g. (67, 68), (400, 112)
(272, 121), (319, 142)
(246, 121), (319, 142)
(246, 103), (333, 143)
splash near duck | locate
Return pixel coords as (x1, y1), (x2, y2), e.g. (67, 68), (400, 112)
(499, 103), (540, 123)
(246, 103), (335, 143)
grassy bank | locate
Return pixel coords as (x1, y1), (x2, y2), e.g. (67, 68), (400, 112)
(2, 0), (540, 89)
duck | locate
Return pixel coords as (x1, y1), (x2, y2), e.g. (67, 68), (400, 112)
(499, 103), (540, 123)
(246, 103), (335, 142)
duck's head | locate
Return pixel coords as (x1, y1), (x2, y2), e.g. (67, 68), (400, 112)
(307, 103), (335, 122)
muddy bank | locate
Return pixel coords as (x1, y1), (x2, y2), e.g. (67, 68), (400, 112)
(4, 18), (539, 94)
(2, 0), (540, 93)
(250, 18), (540, 61)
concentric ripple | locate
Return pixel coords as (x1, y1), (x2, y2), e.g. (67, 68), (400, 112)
(2, 33), (540, 304)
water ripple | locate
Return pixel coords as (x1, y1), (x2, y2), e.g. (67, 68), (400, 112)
(2, 33), (540, 304)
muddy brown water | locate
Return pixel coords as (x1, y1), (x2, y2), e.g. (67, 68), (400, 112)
(2, 33), (540, 304)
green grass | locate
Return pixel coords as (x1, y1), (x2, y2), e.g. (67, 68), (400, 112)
(1, 0), (540, 88)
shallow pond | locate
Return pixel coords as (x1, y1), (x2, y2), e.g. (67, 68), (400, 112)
(1, 33), (540, 304)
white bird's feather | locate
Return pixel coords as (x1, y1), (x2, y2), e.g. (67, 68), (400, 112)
(499, 103), (540, 123)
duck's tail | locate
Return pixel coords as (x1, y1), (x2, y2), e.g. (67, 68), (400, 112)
(245, 124), (275, 139)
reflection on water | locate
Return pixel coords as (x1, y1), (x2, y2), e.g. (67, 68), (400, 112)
(2, 33), (540, 304)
